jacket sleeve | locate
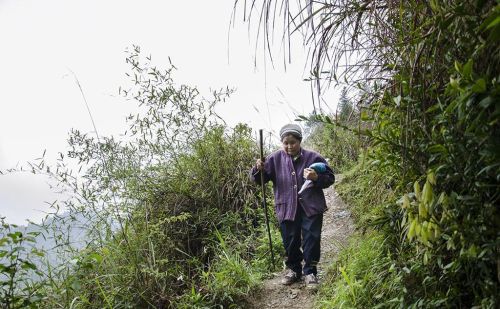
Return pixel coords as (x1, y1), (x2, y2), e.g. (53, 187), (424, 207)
(313, 157), (335, 189)
(249, 155), (273, 185)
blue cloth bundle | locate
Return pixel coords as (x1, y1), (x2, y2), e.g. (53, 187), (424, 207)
(298, 162), (326, 194)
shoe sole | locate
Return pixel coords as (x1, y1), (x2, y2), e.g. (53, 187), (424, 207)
(281, 280), (299, 285)
(281, 277), (301, 285)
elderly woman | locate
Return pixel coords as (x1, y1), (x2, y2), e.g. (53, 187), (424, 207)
(250, 123), (335, 288)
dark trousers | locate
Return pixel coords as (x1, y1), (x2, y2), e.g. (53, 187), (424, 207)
(279, 205), (323, 276)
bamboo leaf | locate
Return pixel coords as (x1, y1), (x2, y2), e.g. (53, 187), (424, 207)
(408, 219), (416, 239)
(422, 181), (433, 206)
(428, 144), (447, 154)
(479, 96), (493, 108)
(21, 261), (37, 270)
(415, 221), (421, 236)
(471, 78), (486, 93)
(486, 16), (500, 30)
(462, 59), (473, 78)
(427, 171), (436, 185)
(402, 194), (410, 209)
(414, 181), (421, 201)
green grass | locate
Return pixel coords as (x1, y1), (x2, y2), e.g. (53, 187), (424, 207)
(316, 232), (404, 309)
(335, 157), (397, 227)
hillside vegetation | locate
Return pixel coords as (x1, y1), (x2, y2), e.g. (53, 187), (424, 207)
(287, 1), (499, 307)
(1, 47), (284, 308)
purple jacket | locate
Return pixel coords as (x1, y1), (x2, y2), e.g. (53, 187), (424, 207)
(250, 148), (335, 223)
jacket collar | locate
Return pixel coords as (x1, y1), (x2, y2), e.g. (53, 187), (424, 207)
(281, 148), (303, 162)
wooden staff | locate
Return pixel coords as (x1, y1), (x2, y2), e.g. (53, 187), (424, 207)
(259, 129), (275, 271)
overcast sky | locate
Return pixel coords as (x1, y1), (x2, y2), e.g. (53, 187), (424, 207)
(0, 0), (339, 225)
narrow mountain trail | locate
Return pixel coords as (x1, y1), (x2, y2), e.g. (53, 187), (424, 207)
(246, 177), (355, 308)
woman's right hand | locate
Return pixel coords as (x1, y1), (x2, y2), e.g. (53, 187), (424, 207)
(255, 159), (264, 171)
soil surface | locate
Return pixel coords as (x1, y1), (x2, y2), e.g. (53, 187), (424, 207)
(246, 176), (355, 308)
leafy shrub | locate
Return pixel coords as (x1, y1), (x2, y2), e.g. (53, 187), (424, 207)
(334, 156), (397, 228)
(305, 122), (363, 173)
(304, 88), (369, 173)
(0, 221), (44, 309)
(58, 124), (268, 308)
(316, 232), (404, 309)
(2, 47), (279, 308)
(312, 1), (499, 307)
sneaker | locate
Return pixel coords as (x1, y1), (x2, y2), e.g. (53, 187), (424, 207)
(304, 273), (319, 289)
(281, 269), (300, 285)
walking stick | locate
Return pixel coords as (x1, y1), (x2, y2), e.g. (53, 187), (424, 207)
(259, 129), (275, 271)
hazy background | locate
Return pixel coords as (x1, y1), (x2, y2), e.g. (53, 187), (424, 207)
(0, 0), (339, 225)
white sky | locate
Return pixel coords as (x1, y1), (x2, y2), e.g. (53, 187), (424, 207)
(0, 0), (339, 225)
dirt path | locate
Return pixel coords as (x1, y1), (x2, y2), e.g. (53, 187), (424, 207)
(246, 177), (355, 308)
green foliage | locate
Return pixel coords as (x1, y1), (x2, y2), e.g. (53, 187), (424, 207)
(316, 233), (405, 309)
(392, 65), (500, 307)
(201, 230), (260, 306)
(303, 89), (369, 173)
(250, 212), (284, 275)
(0, 221), (44, 309)
(334, 157), (397, 229)
(310, 1), (499, 308)
(1, 46), (279, 308)
(375, 2), (499, 306)
(57, 125), (267, 308)
(305, 123), (362, 173)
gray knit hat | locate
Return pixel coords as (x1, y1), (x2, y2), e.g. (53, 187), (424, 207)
(279, 123), (302, 141)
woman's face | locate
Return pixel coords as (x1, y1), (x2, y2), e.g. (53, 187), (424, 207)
(282, 134), (301, 156)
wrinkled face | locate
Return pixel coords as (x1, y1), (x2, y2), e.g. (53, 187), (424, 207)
(282, 134), (301, 156)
